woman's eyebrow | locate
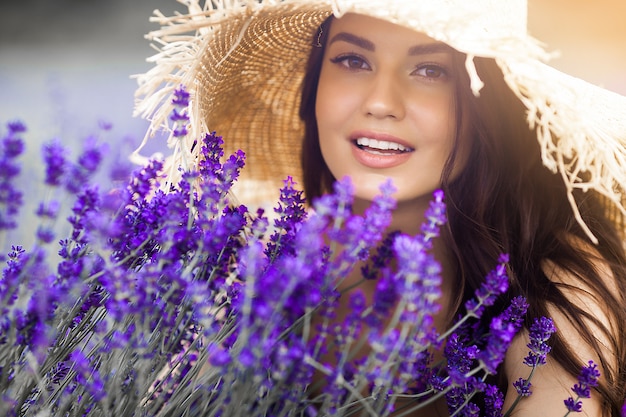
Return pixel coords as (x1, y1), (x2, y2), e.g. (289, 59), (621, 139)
(328, 32), (375, 51)
(408, 43), (454, 56)
(328, 32), (453, 57)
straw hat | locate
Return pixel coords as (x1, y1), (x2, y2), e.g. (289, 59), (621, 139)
(133, 0), (626, 243)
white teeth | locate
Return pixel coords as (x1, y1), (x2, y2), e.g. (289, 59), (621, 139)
(356, 137), (409, 152)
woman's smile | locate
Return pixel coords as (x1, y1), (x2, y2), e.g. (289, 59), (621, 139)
(349, 130), (415, 169)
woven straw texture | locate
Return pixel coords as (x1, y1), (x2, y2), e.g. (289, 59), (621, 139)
(196, 4), (330, 185)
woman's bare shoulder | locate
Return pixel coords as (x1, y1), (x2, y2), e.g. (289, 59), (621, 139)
(501, 235), (620, 416)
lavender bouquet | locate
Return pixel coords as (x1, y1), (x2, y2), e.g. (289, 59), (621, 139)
(0, 87), (603, 416)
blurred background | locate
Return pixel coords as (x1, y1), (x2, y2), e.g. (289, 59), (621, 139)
(1, 0), (624, 151)
(0, 0), (179, 247)
(528, 0), (626, 92)
(0, 0), (177, 155)
(0, 0), (625, 246)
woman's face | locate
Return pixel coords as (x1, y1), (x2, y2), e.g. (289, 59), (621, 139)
(316, 13), (466, 205)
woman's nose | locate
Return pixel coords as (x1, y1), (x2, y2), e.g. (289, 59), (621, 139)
(361, 73), (406, 120)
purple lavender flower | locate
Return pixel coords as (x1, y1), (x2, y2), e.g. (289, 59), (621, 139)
(68, 285), (106, 329)
(484, 384), (504, 417)
(208, 343), (231, 368)
(36, 226), (56, 244)
(36, 200), (60, 219)
(392, 233), (442, 324)
(173, 124), (189, 138)
(573, 361), (601, 396)
(109, 156), (133, 182)
(47, 361), (71, 390)
(361, 231), (398, 281)
(77, 136), (105, 174)
(7, 120), (26, 134)
(345, 289), (366, 332)
(0, 245), (26, 311)
(57, 239), (86, 285)
(0, 159), (20, 182)
(196, 132), (246, 198)
(309, 177), (395, 289)
(69, 349), (105, 402)
(569, 360), (601, 407)
(421, 188), (446, 243)
(127, 159), (163, 200)
(564, 397), (583, 413)
(446, 334), (479, 375)
(429, 374), (449, 392)
(171, 85), (190, 138)
(364, 327), (402, 397)
(499, 313), (555, 415)
(67, 186), (101, 244)
(367, 267), (398, 328)
(198, 132), (224, 178)
(444, 334), (482, 415)
(271, 338), (312, 398)
(170, 108), (188, 123)
(464, 254), (510, 319)
(563, 361), (601, 414)
(0, 244), (58, 366)
(446, 374), (485, 416)
(65, 139), (106, 193)
(239, 236), (320, 335)
(107, 160), (166, 263)
(358, 178), (396, 246)
(98, 119), (113, 131)
(0, 121), (26, 230)
(2, 131), (24, 158)
(513, 377), (532, 397)
(462, 402), (481, 416)
(478, 315), (516, 374)
(0, 184), (22, 230)
(220, 149), (246, 189)
(266, 176), (307, 260)
(42, 139), (67, 186)
(21, 276), (59, 356)
(345, 190), (446, 405)
(524, 316), (556, 367)
(172, 84), (190, 108)
(503, 296), (529, 330)
(312, 177), (354, 240)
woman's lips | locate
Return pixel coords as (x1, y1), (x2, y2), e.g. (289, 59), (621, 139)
(350, 132), (414, 169)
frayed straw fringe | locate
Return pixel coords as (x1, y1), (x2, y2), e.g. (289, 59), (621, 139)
(133, 0), (291, 196)
(502, 59), (626, 243)
(133, 1), (218, 189)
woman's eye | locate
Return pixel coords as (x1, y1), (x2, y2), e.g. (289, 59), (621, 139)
(414, 64), (448, 80)
(330, 55), (370, 70)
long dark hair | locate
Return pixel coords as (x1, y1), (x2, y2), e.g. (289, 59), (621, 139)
(299, 16), (626, 416)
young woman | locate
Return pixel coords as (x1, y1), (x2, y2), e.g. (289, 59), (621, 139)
(135, 1), (626, 415)
(301, 13), (626, 416)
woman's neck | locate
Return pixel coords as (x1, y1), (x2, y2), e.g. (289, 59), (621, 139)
(352, 193), (431, 235)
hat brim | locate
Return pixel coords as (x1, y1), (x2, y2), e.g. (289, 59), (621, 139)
(134, 1), (626, 240)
